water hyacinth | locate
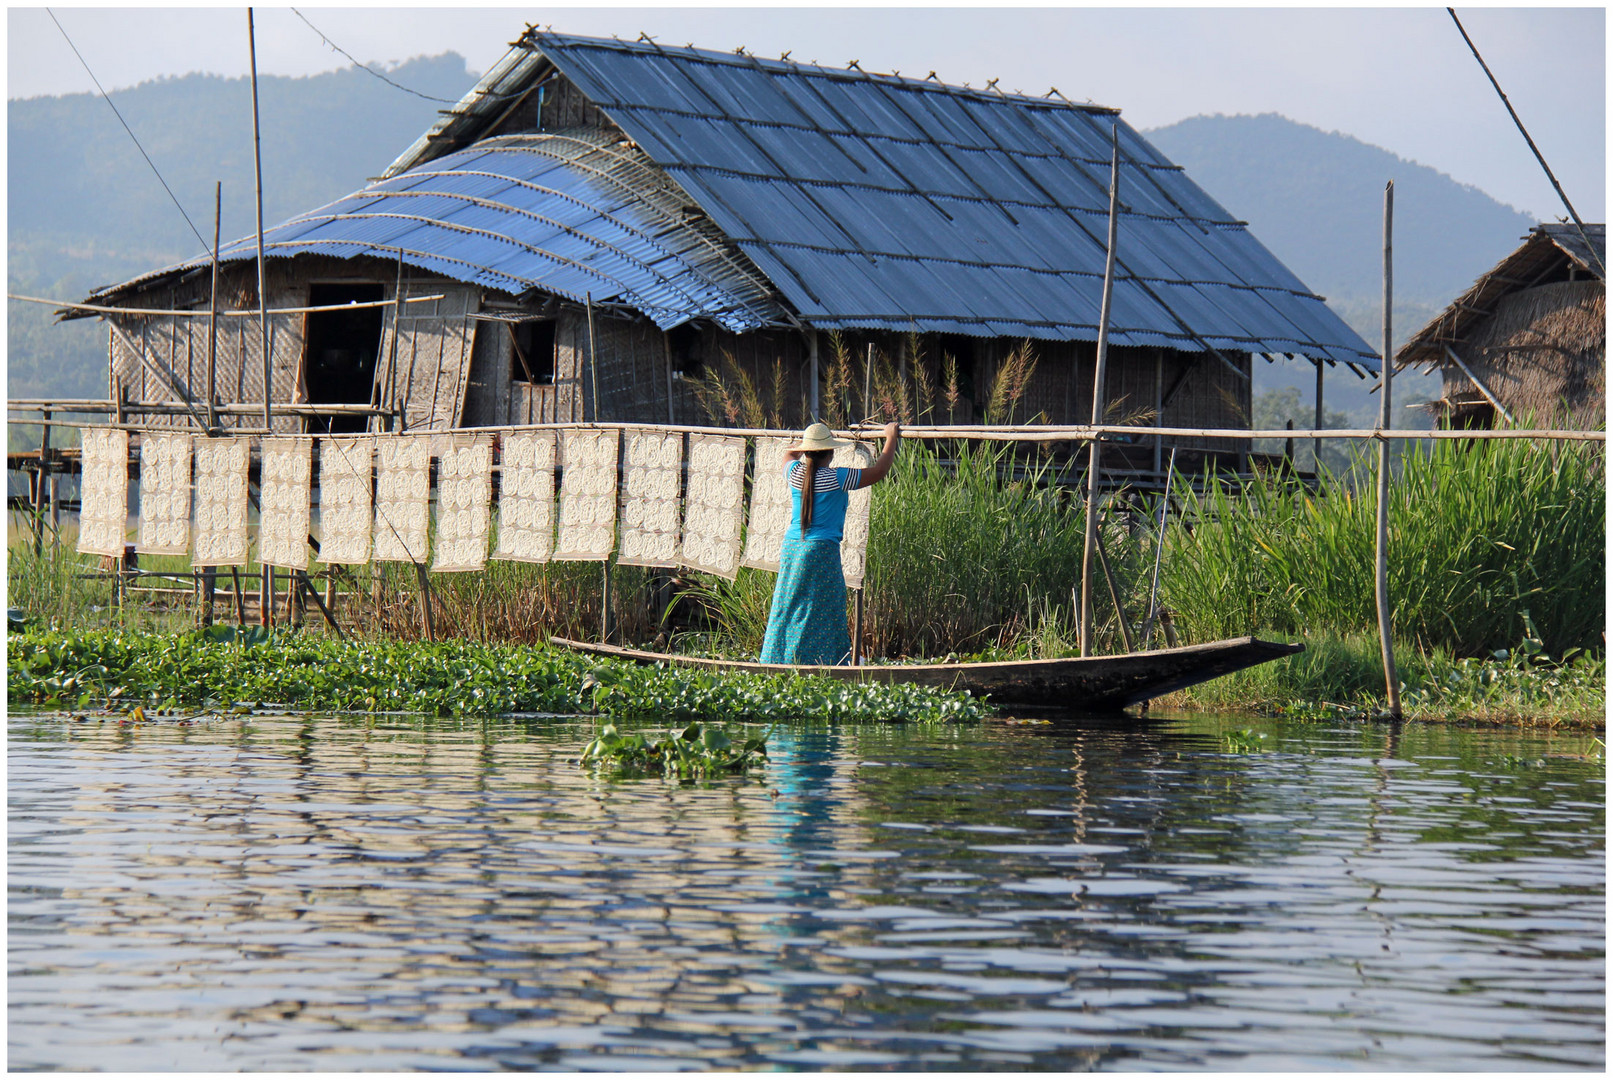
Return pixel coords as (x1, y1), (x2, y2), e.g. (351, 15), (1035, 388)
(7, 628), (986, 724)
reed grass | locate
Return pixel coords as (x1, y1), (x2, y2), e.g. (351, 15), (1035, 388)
(863, 439), (1142, 657)
(1162, 437), (1604, 657)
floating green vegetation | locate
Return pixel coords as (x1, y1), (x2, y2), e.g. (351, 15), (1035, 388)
(1168, 630), (1605, 729)
(579, 721), (770, 780)
(1221, 727), (1270, 752)
(7, 628), (986, 724)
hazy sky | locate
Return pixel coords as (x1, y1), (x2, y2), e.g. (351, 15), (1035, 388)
(7, 6), (1606, 221)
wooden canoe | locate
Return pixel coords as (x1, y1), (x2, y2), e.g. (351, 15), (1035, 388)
(550, 635), (1305, 712)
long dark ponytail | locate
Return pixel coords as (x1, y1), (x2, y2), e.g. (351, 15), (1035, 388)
(800, 449), (831, 536)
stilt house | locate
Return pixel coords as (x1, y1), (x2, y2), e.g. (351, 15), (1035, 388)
(79, 28), (1377, 472)
(1396, 223), (1605, 429)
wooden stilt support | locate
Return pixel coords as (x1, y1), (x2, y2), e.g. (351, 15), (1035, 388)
(230, 566), (246, 624)
(415, 563), (435, 641)
(601, 560), (613, 645)
(851, 587), (864, 665)
(201, 566), (216, 627)
(296, 569), (346, 641)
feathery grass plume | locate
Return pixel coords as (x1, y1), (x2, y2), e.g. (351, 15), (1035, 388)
(868, 346), (909, 422)
(691, 350), (765, 428)
(824, 332), (853, 428)
(941, 351), (961, 423)
(1104, 394), (1155, 427)
(862, 439), (1145, 657)
(912, 343), (938, 424)
(983, 340), (1039, 424)
(768, 358), (787, 430)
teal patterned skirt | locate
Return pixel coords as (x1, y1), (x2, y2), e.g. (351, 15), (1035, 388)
(759, 537), (851, 666)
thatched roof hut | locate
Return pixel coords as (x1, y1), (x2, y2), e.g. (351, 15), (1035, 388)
(1397, 223), (1604, 429)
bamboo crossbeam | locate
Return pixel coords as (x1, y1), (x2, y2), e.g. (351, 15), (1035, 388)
(7, 293), (446, 318)
(8, 400), (382, 417)
(4, 406), (1604, 443)
(446, 420), (1607, 444)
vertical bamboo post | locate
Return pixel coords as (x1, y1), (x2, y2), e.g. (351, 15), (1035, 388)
(1313, 358), (1324, 472)
(1376, 180), (1402, 718)
(809, 330), (820, 420)
(201, 566), (216, 627)
(207, 181), (221, 432)
(586, 291), (600, 422)
(864, 342), (873, 418)
(1152, 347), (1163, 477)
(37, 411), (52, 556)
(662, 331), (676, 424)
(260, 565), (273, 627)
(1080, 124), (1121, 657)
(601, 559), (613, 645)
(852, 588), (864, 665)
(415, 563), (435, 641)
(248, 9), (271, 431)
(230, 566), (246, 624)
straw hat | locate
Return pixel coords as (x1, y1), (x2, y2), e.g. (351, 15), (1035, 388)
(790, 422), (851, 452)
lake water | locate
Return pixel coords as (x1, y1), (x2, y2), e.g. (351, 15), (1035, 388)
(8, 711), (1604, 1070)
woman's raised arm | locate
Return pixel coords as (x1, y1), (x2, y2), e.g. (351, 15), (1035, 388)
(855, 422), (902, 488)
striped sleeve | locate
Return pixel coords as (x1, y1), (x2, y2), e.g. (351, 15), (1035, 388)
(835, 467), (862, 491)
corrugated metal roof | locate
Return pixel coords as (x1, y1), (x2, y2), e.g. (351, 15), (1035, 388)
(512, 32), (1377, 367)
(98, 29), (1377, 369)
(1539, 222), (1606, 281)
(89, 130), (789, 334)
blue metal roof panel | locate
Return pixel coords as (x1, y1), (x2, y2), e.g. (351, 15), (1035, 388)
(96, 131), (789, 333)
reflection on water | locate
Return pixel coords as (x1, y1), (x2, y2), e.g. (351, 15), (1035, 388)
(8, 712), (1604, 1070)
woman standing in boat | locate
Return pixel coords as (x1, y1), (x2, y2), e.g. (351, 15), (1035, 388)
(760, 421), (902, 666)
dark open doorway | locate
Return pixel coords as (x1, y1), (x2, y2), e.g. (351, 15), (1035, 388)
(305, 283), (384, 433)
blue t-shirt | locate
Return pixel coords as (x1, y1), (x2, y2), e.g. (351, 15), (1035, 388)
(787, 461), (862, 542)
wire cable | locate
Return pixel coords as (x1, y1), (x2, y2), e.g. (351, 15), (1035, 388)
(290, 8), (523, 104)
(46, 8), (210, 254)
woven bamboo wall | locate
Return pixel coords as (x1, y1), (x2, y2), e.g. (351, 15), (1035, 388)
(107, 261), (305, 434)
(1441, 280), (1604, 428)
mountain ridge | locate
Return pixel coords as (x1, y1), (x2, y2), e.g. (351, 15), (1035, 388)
(10, 65), (1532, 417)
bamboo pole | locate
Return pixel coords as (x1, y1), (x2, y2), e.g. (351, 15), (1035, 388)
(1377, 180), (1402, 719)
(1141, 446), (1178, 647)
(207, 181), (221, 433)
(1093, 525), (1133, 653)
(809, 330), (820, 421)
(1447, 8), (1603, 278)
(35, 412), (50, 556)
(586, 291), (600, 422)
(248, 10), (271, 431)
(415, 563), (435, 641)
(10, 406), (1603, 445)
(864, 342), (873, 417)
(1080, 124), (1120, 657)
(8, 293), (445, 318)
(1314, 359), (1324, 470)
(1442, 344), (1517, 425)
(852, 588), (864, 665)
(662, 331), (676, 424)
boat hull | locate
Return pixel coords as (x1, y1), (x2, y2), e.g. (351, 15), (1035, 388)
(550, 636), (1305, 711)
